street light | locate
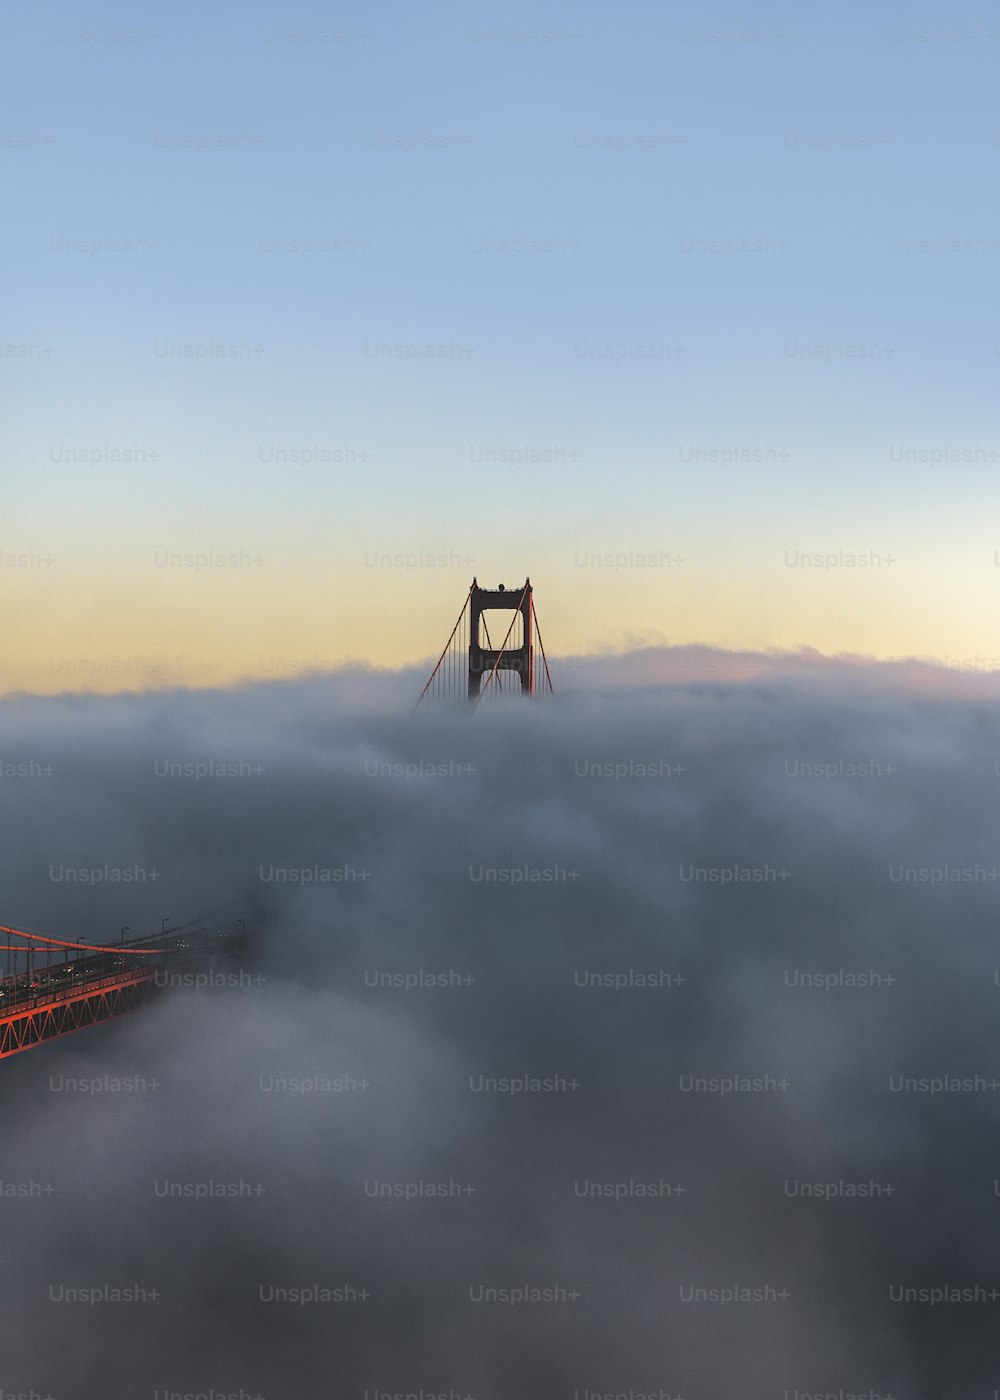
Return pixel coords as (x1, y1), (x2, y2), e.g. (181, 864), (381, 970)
(161, 918), (171, 935)
(237, 918), (246, 937)
(121, 925), (130, 947)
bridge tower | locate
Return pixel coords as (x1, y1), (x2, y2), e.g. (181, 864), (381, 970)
(468, 578), (533, 699)
(416, 577), (553, 705)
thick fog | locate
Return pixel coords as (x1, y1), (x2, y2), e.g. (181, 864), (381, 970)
(1, 648), (998, 1398)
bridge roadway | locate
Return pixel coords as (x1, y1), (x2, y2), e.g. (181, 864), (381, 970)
(0, 925), (247, 1060)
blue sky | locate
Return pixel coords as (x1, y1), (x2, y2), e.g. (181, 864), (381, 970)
(3, 0), (999, 690)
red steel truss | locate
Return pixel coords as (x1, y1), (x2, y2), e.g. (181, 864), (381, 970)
(0, 972), (157, 1059)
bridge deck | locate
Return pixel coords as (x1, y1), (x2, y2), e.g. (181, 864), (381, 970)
(0, 928), (247, 1060)
(0, 973), (156, 1059)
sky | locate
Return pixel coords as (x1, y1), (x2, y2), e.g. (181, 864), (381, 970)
(4, 0), (1000, 693)
(3, 655), (1000, 1395)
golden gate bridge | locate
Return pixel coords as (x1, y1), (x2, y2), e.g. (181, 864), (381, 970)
(418, 577), (553, 705)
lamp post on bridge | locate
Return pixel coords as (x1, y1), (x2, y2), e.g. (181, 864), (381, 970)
(160, 918), (175, 977)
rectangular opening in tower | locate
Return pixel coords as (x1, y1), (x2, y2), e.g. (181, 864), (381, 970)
(479, 611), (524, 650)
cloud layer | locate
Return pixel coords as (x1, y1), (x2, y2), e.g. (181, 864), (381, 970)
(1, 648), (998, 1398)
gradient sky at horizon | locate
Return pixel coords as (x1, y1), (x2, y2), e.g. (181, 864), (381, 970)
(4, 0), (1000, 694)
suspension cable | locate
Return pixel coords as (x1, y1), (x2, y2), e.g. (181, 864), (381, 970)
(0, 924), (166, 955)
(416, 581), (475, 707)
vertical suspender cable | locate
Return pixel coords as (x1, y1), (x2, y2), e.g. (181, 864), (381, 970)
(531, 598), (553, 694)
(416, 582), (474, 708)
